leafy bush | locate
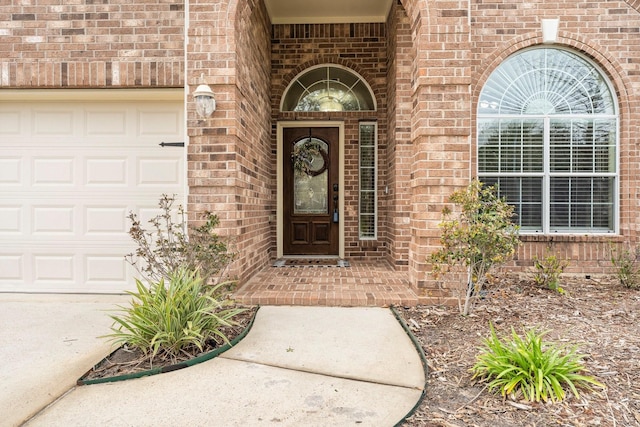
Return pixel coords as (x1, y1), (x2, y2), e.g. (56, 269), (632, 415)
(105, 268), (245, 363)
(472, 324), (604, 403)
(430, 180), (520, 315)
(531, 249), (568, 293)
(609, 243), (640, 290)
(126, 194), (235, 285)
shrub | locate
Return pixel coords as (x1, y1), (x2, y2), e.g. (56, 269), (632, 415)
(531, 249), (568, 293)
(105, 268), (245, 363)
(126, 194), (235, 285)
(472, 324), (604, 403)
(609, 243), (640, 290)
(430, 180), (520, 315)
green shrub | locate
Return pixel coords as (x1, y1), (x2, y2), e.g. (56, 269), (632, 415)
(609, 243), (640, 290)
(472, 324), (604, 403)
(531, 249), (568, 293)
(430, 180), (520, 315)
(126, 194), (235, 285)
(105, 268), (245, 362)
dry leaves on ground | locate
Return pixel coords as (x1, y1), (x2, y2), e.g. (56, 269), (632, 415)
(398, 275), (640, 427)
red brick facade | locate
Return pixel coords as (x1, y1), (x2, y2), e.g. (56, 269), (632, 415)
(4, 0), (640, 303)
(0, 0), (184, 87)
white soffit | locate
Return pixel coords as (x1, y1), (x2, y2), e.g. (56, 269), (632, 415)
(264, 0), (394, 24)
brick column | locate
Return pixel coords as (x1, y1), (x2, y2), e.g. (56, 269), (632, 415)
(407, 0), (472, 304)
(187, 0), (273, 283)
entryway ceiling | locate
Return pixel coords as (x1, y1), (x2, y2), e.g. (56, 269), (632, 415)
(264, 0), (393, 24)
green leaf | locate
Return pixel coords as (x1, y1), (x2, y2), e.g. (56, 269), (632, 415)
(102, 267), (246, 363)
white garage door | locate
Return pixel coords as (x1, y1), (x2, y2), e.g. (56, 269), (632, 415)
(0, 90), (185, 293)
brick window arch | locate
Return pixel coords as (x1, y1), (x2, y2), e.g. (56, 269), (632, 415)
(281, 64), (376, 112)
(477, 47), (619, 234)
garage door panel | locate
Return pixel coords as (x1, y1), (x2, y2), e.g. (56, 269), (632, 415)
(3, 149), (182, 193)
(0, 255), (22, 280)
(1, 198), (169, 241)
(0, 158), (21, 185)
(33, 110), (76, 136)
(33, 205), (75, 234)
(138, 157), (181, 186)
(85, 206), (128, 235)
(85, 158), (128, 185)
(86, 110), (128, 135)
(3, 103), (183, 144)
(86, 256), (128, 284)
(0, 206), (22, 233)
(0, 110), (21, 134)
(34, 255), (75, 282)
(138, 110), (181, 136)
(0, 96), (184, 293)
(32, 157), (75, 185)
(1, 245), (138, 293)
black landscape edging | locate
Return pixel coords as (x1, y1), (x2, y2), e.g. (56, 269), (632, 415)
(77, 306), (260, 386)
(390, 305), (429, 427)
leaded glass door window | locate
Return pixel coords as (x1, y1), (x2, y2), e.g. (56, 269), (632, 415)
(293, 138), (329, 214)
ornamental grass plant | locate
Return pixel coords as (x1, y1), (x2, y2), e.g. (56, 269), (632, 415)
(472, 324), (604, 403)
(105, 268), (245, 363)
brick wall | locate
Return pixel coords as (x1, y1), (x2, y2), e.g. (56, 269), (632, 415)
(403, 0), (472, 301)
(187, 0), (273, 283)
(468, 0), (640, 281)
(0, 0), (184, 87)
(413, 0), (640, 303)
(234, 0), (273, 277)
(386, 1), (413, 269)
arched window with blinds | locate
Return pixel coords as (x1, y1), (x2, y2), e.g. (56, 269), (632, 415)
(478, 47), (618, 234)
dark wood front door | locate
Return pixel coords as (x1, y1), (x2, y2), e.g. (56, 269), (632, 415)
(283, 127), (339, 256)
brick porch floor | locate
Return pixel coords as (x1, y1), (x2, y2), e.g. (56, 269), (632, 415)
(233, 260), (419, 307)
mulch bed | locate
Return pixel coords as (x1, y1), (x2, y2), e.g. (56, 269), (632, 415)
(397, 274), (640, 426)
(81, 305), (257, 383)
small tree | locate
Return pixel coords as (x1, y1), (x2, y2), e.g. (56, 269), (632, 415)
(430, 180), (520, 315)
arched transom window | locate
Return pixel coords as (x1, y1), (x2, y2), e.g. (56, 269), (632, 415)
(478, 47), (618, 233)
(281, 65), (376, 112)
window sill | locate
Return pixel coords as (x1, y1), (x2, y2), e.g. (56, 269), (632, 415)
(519, 234), (624, 243)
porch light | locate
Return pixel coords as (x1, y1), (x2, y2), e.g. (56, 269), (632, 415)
(193, 82), (216, 119)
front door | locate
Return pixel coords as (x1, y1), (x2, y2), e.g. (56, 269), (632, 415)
(283, 127), (339, 255)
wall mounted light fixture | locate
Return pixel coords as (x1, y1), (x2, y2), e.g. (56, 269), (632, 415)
(193, 78), (216, 119)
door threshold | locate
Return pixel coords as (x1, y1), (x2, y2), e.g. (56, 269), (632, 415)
(281, 255), (340, 259)
(273, 257), (349, 268)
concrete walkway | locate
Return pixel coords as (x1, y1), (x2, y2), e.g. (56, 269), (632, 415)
(2, 296), (426, 427)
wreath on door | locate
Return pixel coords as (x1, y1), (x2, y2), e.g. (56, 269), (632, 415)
(291, 139), (328, 176)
